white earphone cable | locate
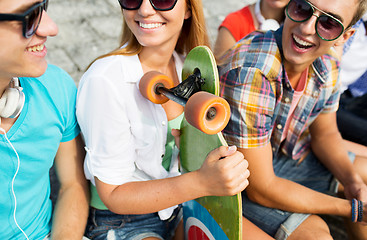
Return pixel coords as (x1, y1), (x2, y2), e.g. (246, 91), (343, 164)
(0, 121), (29, 240)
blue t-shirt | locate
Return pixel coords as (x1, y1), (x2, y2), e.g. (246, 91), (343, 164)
(0, 65), (80, 239)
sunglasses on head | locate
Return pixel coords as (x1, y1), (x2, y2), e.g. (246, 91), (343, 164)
(118, 0), (178, 11)
(0, 0), (48, 38)
(286, 0), (345, 41)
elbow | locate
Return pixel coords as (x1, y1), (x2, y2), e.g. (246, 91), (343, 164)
(104, 203), (119, 214)
(58, 181), (90, 200)
(99, 194), (120, 214)
(245, 188), (265, 204)
(245, 186), (278, 209)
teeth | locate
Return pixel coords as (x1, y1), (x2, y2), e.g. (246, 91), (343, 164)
(139, 22), (162, 29)
(27, 44), (44, 52)
(293, 35), (313, 47)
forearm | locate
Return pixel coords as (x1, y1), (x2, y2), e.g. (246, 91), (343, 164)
(248, 176), (351, 217)
(98, 146), (248, 215)
(239, 145), (352, 218)
(51, 183), (89, 240)
(99, 171), (205, 215)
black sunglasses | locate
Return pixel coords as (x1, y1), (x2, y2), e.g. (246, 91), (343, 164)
(0, 0), (48, 38)
(118, 0), (178, 11)
(286, 0), (345, 41)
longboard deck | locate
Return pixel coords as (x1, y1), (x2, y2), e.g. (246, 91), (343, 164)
(180, 46), (242, 240)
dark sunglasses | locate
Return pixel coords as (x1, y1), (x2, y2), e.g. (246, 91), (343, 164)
(0, 0), (48, 38)
(286, 0), (345, 41)
(118, 0), (178, 11)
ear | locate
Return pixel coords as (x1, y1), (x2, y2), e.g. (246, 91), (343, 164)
(334, 27), (356, 47)
(184, 6), (192, 19)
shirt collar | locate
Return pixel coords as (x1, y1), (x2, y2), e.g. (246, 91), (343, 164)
(126, 50), (183, 84)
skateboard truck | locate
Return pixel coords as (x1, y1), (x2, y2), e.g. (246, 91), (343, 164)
(154, 68), (205, 107)
(139, 67), (230, 134)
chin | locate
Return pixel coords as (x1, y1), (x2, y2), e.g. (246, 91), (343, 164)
(23, 63), (48, 78)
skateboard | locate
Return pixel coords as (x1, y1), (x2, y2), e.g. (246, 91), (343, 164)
(139, 46), (242, 240)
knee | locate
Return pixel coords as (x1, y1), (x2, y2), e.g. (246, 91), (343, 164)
(298, 231), (333, 240)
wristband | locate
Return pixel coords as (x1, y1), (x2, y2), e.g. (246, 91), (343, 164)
(358, 200), (363, 222)
(352, 198), (358, 222)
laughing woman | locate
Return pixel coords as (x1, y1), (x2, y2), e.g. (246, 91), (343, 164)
(75, 0), (259, 239)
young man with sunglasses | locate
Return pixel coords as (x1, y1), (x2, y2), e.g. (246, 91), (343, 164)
(219, 0), (367, 239)
(0, 0), (89, 239)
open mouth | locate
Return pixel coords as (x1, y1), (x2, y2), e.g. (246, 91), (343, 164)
(293, 34), (313, 49)
(139, 22), (163, 29)
(26, 44), (45, 52)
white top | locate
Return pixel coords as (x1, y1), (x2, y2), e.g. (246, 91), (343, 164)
(76, 52), (184, 220)
(254, 0), (280, 31)
(340, 20), (367, 92)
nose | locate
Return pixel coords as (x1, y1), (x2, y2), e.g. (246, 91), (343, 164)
(138, 0), (156, 17)
(299, 14), (318, 36)
(35, 10), (58, 37)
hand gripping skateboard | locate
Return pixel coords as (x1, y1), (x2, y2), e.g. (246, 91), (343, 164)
(139, 46), (242, 240)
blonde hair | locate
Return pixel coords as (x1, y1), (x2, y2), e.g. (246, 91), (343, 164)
(92, 0), (210, 63)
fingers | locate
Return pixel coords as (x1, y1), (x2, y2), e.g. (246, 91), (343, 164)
(224, 145), (237, 156)
(171, 129), (181, 149)
(218, 146), (247, 171)
(200, 145), (250, 196)
(206, 145), (238, 163)
(224, 160), (250, 195)
(216, 166), (250, 196)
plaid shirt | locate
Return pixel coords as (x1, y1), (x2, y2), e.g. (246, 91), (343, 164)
(219, 28), (341, 161)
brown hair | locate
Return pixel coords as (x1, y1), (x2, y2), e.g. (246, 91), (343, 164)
(92, 0), (210, 62)
(349, 0), (367, 27)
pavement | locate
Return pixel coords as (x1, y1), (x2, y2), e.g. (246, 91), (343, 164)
(45, 0), (250, 82)
(46, 0), (348, 239)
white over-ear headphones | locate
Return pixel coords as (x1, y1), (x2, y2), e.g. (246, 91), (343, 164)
(255, 0), (281, 31)
(0, 77), (25, 118)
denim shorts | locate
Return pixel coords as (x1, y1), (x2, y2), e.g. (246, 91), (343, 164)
(242, 151), (355, 240)
(44, 234), (90, 240)
(85, 206), (182, 240)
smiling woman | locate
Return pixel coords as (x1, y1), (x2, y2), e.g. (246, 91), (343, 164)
(75, 0), (252, 239)
(119, 0), (179, 11)
(0, 0), (89, 239)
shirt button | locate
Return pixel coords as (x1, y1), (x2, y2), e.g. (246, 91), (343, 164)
(284, 97), (290, 103)
(277, 124), (283, 130)
(272, 147), (276, 152)
(162, 121), (166, 126)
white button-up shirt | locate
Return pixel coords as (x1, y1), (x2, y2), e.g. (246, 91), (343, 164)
(76, 52), (184, 219)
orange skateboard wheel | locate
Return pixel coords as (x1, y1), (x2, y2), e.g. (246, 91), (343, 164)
(185, 92), (231, 135)
(139, 71), (175, 104)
